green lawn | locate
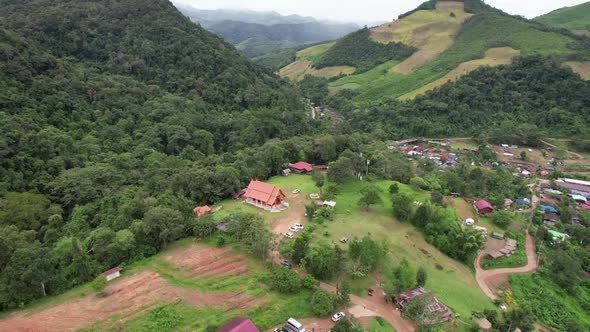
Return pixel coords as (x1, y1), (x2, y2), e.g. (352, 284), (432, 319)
(299, 178), (494, 318)
(367, 316), (397, 332)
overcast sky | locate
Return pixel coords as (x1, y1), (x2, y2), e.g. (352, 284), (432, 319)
(172, 0), (588, 24)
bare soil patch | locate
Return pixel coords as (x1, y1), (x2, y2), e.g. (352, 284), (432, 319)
(0, 272), (180, 332)
(279, 60), (355, 81)
(164, 245), (249, 278)
(564, 61), (590, 80)
(0, 244), (259, 332)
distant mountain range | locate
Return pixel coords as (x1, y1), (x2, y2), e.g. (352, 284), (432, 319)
(176, 6), (359, 58)
(535, 1), (590, 36)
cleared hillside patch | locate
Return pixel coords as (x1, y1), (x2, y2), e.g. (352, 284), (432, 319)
(564, 61), (590, 80)
(401, 47), (520, 99)
(371, 1), (472, 74)
(279, 60), (355, 81)
(297, 41), (335, 60)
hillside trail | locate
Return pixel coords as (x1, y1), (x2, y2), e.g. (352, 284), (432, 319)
(541, 139), (584, 159)
(474, 230), (538, 300)
(319, 282), (416, 332)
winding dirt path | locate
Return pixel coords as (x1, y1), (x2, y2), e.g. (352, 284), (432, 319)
(474, 231), (538, 300)
(541, 139), (585, 160)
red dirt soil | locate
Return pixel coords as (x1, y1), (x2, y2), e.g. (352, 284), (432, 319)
(0, 245), (256, 332)
(163, 245), (249, 277)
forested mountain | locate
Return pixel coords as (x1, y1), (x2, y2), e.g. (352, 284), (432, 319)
(176, 5), (359, 59)
(328, 56), (590, 140)
(207, 21), (359, 58)
(0, 0), (314, 309)
(535, 2), (590, 36)
(280, 0), (590, 101)
(175, 6), (317, 27)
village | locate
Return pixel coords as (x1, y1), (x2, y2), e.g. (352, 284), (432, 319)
(1, 138), (588, 332)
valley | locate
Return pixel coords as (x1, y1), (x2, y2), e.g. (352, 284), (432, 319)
(0, 1), (589, 332)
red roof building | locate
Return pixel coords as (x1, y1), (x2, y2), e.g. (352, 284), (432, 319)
(474, 199), (495, 215)
(289, 161), (313, 173)
(244, 180), (286, 212)
(193, 205), (212, 217)
(217, 317), (260, 332)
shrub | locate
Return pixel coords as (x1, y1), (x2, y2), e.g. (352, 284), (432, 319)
(302, 275), (317, 289)
(269, 267), (301, 293)
(92, 276), (108, 297)
(310, 290), (336, 316)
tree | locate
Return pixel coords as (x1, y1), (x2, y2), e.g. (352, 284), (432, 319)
(409, 176), (428, 190)
(389, 183), (399, 194)
(269, 266), (301, 293)
(328, 157), (355, 183)
(491, 210), (512, 228)
(302, 275), (317, 289)
(391, 193), (414, 222)
(226, 212), (272, 259)
(302, 244), (341, 280)
(323, 183), (340, 200)
(358, 184), (383, 211)
(520, 151), (528, 161)
(92, 275), (108, 297)
(0, 192), (51, 231)
(291, 233), (310, 264)
(331, 320), (359, 332)
(139, 206), (185, 249)
(348, 236), (386, 272)
(312, 169), (325, 193)
(385, 259), (415, 296)
(310, 290), (335, 316)
(430, 192), (444, 206)
(337, 281), (351, 306)
(416, 267), (427, 287)
(193, 214), (217, 239)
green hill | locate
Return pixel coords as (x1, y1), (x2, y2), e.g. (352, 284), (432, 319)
(535, 2), (590, 36)
(0, 0), (309, 310)
(279, 0), (590, 102)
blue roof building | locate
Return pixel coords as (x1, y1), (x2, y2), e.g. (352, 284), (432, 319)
(541, 205), (558, 214)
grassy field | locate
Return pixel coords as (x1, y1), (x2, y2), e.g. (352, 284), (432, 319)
(367, 316), (397, 332)
(330, 10), (586, 103)
(296, 42), (335, 61)
(400, 47), (520, 99)
(276, 176), (495, 318)
(534, 2), (590, 35)
(329, 60), (400, 94)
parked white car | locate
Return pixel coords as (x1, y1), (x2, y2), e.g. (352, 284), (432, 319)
(292, 189), (301, 194)
(293, 223), (304, 230)
(289, 226), (300, 233)
(284, 232), (294, 239)
(332, 312), (346, 322)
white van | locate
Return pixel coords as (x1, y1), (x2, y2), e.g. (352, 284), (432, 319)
(287, 318), (306, 332)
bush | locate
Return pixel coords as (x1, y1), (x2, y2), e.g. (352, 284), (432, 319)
(92, 276), (108, 297)
(491, 210), (513, 228)
(269, 267), (301, 293)
(310, 290), (336, 316)
(302, 275), (317, 289)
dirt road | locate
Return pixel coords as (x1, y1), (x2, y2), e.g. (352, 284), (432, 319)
(474, 231), (538, 300)
(320, 283), (416, 332)
(541, 140), (585, 160)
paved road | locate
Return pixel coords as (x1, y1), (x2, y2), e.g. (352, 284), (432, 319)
(474, 230), (538, 300)
(319, 282), (416, 332)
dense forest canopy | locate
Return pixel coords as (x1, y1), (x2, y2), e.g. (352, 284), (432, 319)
(0, 0), (317, 309)
(315, 28), (417, 72)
